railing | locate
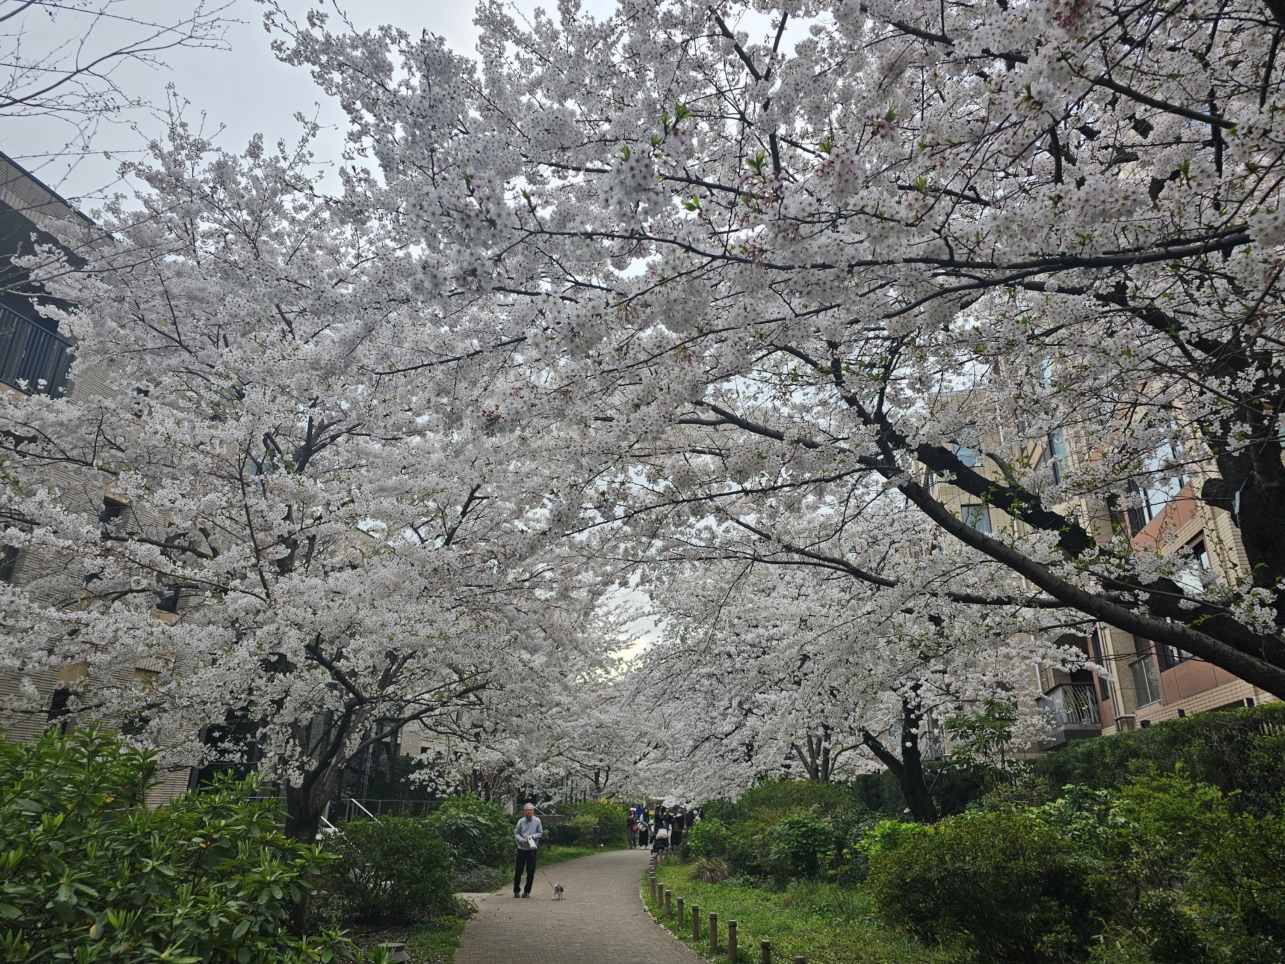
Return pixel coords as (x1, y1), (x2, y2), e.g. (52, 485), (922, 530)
(0, 303), (72, 396)
(1038, 683), (1101, 726)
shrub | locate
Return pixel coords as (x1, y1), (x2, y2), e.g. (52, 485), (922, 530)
(0, 726), (348, 963)
(451, 864), (509, 894)
(1031, 703), (1285, 817)
(865, 810), (1111, 964)
(324, 817), (453, 924)
(713, 777), (857, 826)
(680, 818), (725, 859)
(565, 799), (628, 846)
(544, 821), (582, 846)
(690, 856), (730, 883)
(425, 794), (510, 868)
(767, 814), (832, 881)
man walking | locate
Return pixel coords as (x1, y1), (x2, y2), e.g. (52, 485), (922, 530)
(513, 803), (542, 897)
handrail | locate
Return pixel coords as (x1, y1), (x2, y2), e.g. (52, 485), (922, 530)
(1038, 682), (1102, 726)
(0, 303), (73, 396)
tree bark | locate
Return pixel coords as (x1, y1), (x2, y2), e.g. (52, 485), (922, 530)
(860, 700), (939, 823)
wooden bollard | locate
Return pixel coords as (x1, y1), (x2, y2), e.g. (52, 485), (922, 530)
(709, 912), (719, 953)
(761, 939), (771, 964)
(665, 889), (673, 916)
(728, 920), (738, 963)
(677, 896), (685, 925)
(691, 904), (700, 941)
(649, 873), (656, 901)
(793, 958), (807, 964)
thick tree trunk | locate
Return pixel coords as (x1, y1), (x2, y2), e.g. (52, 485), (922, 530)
(860, 701), (939, 823)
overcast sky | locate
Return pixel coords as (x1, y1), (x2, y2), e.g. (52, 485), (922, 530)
(4, 0), (612, 207)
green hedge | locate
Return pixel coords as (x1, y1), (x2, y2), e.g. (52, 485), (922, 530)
(1031, 703), (1285, 816)
(866, 770), (1285, 964)
(0, 726), (348, 963)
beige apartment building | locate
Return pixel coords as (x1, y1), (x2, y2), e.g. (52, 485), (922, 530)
(929, 399), (1276, 755)
(0, 153), (196, 802)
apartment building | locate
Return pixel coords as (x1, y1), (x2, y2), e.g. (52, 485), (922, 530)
(0, 153), (193, 802)
(928, 400), (1276, 755)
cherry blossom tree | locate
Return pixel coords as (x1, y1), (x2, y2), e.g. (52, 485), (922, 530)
(625, 504), (1083, 819)
(0, 124), (608, 841)
(274, 0), (1285, 698)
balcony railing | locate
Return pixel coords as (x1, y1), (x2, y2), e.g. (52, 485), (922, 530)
(0, 303), (72, 396)
(1038, 683), (1102, 727)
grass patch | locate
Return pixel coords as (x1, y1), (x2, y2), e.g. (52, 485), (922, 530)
(643, 861), (958, 964)
(538, 841), (627, 868)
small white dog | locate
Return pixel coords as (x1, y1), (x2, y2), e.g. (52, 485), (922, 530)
(552, 883), (565, 900)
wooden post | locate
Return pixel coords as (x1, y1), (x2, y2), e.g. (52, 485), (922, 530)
(728, 920), (737, 963)
(709, 913), (718, 953)
(793, 958), (807, 964)
(649, 873), (656, 901)
(691, 904), (700, 941)
(677, 896), (685, 925)
(665, 889), (673, 916)
(761, 939), (771, 964)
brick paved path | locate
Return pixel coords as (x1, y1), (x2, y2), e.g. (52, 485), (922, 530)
(455, 848), (701, 964)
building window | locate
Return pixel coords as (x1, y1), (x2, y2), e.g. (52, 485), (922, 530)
(1088, 630), (1112, 703)
(0, 544), (18, 583)
(954, 423), (981, 467)
(1125, 441), (1186, 535)
(1048, 429), (1067, 484)
(1129, 654), (1163, 707)
(1158, 644), (1195, 670)
(961, 504), (991, 534)
(99, 498), (127, 528)
(1175, 537), (1211, 595)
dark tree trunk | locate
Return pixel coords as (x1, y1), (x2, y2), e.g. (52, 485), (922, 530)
(860, 700), (939, 823)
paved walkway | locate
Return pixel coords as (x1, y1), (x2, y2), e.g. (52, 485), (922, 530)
(455, 848), (701, 964)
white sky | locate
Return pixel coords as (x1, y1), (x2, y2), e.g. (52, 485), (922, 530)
(4, 0), (614, 205)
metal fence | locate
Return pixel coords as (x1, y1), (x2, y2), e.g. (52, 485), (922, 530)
(0, 304), (72, 396)
(1039, 683), (1101, 726)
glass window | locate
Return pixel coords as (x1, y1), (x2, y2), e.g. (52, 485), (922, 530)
(1048, 429), (1068, 460)
(1159, 645), (1195, 670)
(961, 504), (991, 533)
(954, 423), (981, 467)
(1129, 655), (1162, 706)
(1176, 538), (1211, 594)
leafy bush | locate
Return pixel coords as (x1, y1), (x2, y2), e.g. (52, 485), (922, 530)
(1031, 703), (1285, 817)
(709, 777), (857, 827)
(425, 794), (510, 868)
(870, 770), (1285, 964)
(767, 814), (833, 882)
(680, 818), (725, 859)
(544, 821), (582, 846)
(451, 864), (508, 893)
(0, 726), (348, 963)
(564, 799), (628, 846)
(703, 779), (863, 881)
(324, 817), (453, 924)
(865, 810), (1111, 964)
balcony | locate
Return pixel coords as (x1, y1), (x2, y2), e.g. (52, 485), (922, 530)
(0, 304), (72, 396)
(1038, 682), (1102, 749)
